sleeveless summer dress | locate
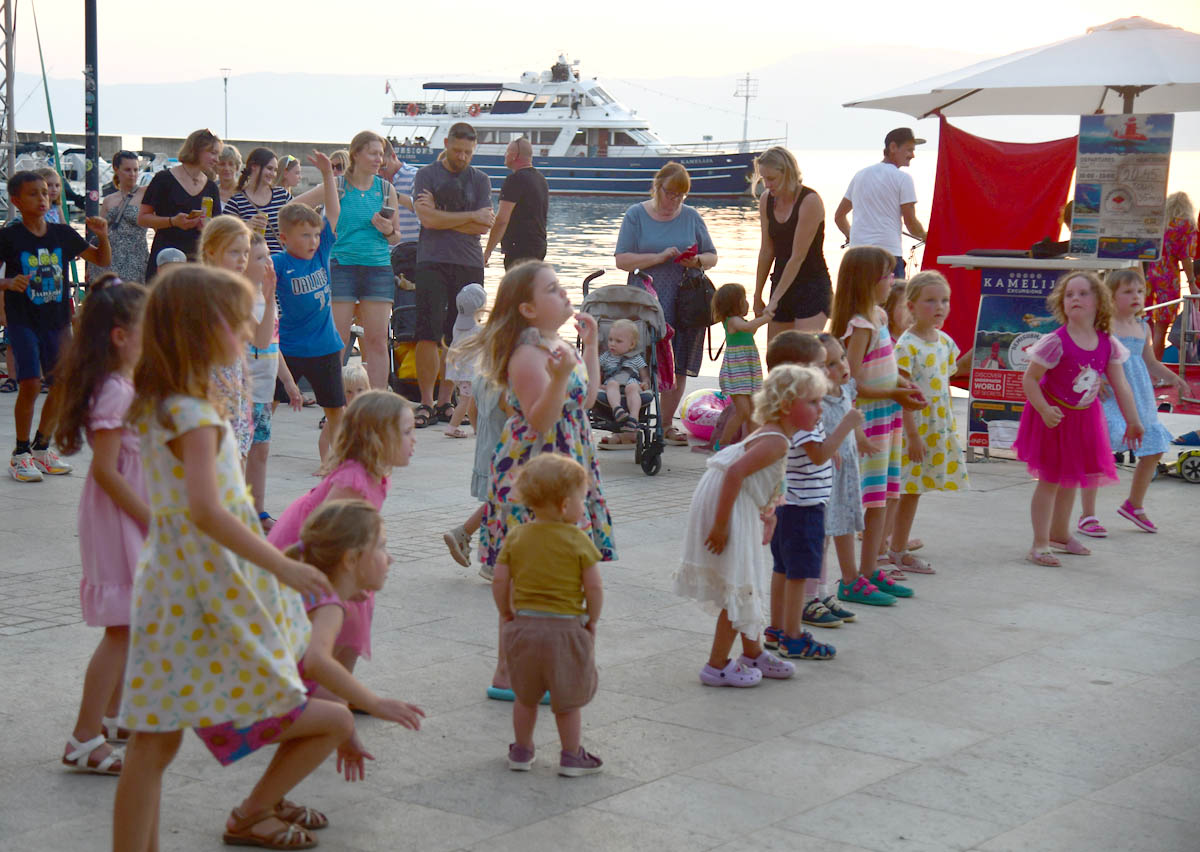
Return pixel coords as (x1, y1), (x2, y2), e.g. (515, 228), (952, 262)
(1101, 320), (1173, 457)
(88, 192), (149, 283)
(718, 319), (763, 396)
(843, 309), (903, 508)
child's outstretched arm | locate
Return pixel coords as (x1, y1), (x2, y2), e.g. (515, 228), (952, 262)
(253, 264), (277, 350)
(726, 312), (772, 334)
(576, 312), (600, 409)
(1105, 360), (1144, 449)
(1141, 322), (1188, 392)
(582, 562), (603, 636)
(303, 605), (424, 730)
(902, 407), (925, 462)
(91, 430), (151, 532)
(173, 426), (332, 597)
(705, 433), (787, 553)
(801, 408), (864, 465)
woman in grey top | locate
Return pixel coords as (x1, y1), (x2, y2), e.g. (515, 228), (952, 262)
(614, 162), (717, 446)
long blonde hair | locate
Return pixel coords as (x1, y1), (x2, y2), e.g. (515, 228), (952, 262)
(131, 264), (255, 427)
(754, 146), (801, 197)
(1165, 191), (1195, 224)
(282, 499), (383, 578)
(321, 389), (412, 480)
(459, 260), (552, 386)
(199, 215), (251, 265)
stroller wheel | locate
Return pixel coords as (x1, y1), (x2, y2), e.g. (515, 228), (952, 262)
(641, 447), (662, 476)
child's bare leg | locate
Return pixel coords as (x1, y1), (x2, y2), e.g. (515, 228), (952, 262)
(245, 441), (270, 516)
(319, 406), (343, 462)
(604, 379), (622, 411)
(553, 708), (581, 754)
(493, 617), (510, 689)
(859, 505), (886, 578)
(832, 534), (858, 584)
(707, 609), (738, 668)
(512, 700), (538, 749)
(1049, 486), (1077, 543)
(879, 496), (899, 557)
(1129, 454), (1162, 507)
(464, 503), (486, 536)
(1030, 481), (1058, 549)
(13, 378), (40, 442)
(70, 626), (128, 764)
(1080, 486), (1098, 519)
(233, 699), (352, 824)
(783, 577), (806, 637)
(447, 396), (471, 431)
(770, 572), (785, 628)
(719, 395), (751, 448)
(623, 381), (642, 420)
(739, 633), (763, 659)
(890, 494), (921, 562)
(113, 730), (183, 852)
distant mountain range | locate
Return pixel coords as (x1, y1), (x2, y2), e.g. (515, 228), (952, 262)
(13, 46), (1200, 150)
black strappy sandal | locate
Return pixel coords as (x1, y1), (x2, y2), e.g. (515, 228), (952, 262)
(414, 403), (436, 429)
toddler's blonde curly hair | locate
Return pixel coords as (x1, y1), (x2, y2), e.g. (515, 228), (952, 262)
(753, 364), (827, 424)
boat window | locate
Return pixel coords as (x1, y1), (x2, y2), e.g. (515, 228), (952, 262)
(552, 95), (571, 108)
(613, 132), (639, 146)
(492, 91), (534, 115)
(571, 131), (586, 146)
(531, 95), (550, 109)
(590, 87), (615, 105)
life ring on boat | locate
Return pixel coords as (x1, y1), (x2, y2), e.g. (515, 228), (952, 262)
(406, 102), (418, 117)
(468, 103), (481, 117)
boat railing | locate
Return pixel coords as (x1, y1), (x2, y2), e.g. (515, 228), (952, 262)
(644, 137), (786, 155)
(392, 100), (496, 117)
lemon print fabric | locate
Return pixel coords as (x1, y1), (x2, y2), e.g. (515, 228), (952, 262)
(121, 396), (310, 733)
(895, 331), (969, 494)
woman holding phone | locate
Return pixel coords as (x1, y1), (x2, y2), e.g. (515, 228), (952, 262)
(330, 131), (401, 390)
(138, 128), (223, 279)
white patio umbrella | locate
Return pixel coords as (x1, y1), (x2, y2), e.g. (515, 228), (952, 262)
(844, 17), (1200, 117)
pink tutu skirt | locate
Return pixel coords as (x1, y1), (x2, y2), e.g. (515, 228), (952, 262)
(1014, 400), (1117, 489)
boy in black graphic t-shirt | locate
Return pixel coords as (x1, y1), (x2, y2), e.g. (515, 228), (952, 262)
(0, 171), (111, 482)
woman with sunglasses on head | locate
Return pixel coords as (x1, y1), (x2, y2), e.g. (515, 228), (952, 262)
(614, 161), (718, 448)
(88, 151), (149, 284)
(274, 154), (303, 195)
(137, 128), (223, 279)
(215, 144), (243, 208)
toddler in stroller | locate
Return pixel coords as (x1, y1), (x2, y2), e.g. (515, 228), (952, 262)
(580, 279), (667, 475)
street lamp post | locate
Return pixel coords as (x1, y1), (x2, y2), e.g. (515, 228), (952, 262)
(220, 67), (230, 138)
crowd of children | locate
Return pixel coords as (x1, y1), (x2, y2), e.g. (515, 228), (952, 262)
(0, 149), (1192, 850)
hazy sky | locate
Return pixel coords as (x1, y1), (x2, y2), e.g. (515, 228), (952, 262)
(24, 0), (1200, 85)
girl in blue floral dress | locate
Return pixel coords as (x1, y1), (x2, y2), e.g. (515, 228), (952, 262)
(457, 261), (616, 698)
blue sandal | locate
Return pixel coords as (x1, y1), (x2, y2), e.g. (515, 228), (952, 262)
(1172, 431), (1200, 447)
(778, 631), (836, 660)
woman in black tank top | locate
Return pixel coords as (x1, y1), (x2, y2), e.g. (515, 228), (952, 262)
(752, 147), (832, 337)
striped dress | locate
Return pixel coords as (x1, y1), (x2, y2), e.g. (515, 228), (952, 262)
(842, 310), (902, 508)
(718, 319), (763, 396)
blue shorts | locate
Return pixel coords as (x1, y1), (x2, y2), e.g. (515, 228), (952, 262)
(251, 402), (272, 444)
(330, 260), (394, 303)
(7, 322), (67, 383)
(770, 503), (826, 580)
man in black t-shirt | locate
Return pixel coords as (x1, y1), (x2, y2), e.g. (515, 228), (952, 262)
(483, 138), (548, 270)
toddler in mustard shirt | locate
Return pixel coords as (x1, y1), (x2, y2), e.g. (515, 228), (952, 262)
(493, 453), (605, 777)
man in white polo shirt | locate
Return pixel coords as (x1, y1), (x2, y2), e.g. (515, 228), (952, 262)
(834, 127), (928, 278)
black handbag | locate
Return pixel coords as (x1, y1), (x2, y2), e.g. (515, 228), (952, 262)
(676, 267), (717, 330)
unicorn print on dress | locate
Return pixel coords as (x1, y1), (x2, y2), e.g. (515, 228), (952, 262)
(1073, 364), (1101, 407)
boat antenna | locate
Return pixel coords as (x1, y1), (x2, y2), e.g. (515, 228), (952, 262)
(734, 72), (758, 154)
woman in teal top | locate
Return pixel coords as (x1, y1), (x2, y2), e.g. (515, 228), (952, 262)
(331, 130), (401, 390)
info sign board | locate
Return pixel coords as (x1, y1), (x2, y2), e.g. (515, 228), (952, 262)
(967, 268), (1061, 450)
(1070, 113), (1173, 261)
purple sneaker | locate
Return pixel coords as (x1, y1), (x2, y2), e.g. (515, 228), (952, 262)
(508, 742), (535, 771)
(739, 651), (795, 679)
(699, 658), (763, 688)
(559, 746), (603, 777)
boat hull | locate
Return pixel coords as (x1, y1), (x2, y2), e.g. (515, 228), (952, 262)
(391, 147), (759, 197)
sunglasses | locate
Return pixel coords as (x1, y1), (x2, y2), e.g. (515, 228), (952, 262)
(331, 162), (345, 173)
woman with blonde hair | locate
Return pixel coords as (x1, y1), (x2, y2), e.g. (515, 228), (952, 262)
(753, 146), (832, 338)
(216, 144), (242, 207)
(273, 153), (303, 194)
(137, 127), (223, 279)
(1145, 191), (1198, 359)
(614, 161), (718, 446)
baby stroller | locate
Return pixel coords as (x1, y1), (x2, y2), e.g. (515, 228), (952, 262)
(580, 270), (667, 476)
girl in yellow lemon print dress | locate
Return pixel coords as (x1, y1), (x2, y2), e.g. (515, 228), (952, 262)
(113, 265), (351, 852)
(891, 272), (972, 575)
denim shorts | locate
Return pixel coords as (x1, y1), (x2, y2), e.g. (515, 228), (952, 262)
(330, 260), (395, 303)
(7, 321), (67, 383)
(251, 402), (273, 444)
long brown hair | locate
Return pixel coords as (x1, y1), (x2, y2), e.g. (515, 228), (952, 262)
(131, 264), (255, 428)
(53, 275), (148, 455)
(830, 246), (894, 339)
(459, 260), (552, 386)
(237, 147), (276, 193)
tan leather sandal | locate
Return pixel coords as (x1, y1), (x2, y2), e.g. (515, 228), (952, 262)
(275, 800), (328, 831)
(222, 807), (316, 849)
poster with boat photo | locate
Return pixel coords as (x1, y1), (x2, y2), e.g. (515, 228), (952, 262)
(1069, 114), (1174, 261)
(967, 268), (1061, 449)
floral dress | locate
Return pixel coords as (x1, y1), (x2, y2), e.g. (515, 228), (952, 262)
(1145, 217), (1198, 321)
(121, 395), (310, 733)
(87, 192), (149, 283)
(895, 329), (968, 493)
(480, 329), (616, 568)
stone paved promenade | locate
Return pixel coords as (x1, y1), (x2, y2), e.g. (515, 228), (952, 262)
(1, 386), (1198, 852)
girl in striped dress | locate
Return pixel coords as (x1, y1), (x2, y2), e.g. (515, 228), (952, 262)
(714, 283), (773, 448)
(830, 248), (926, 605)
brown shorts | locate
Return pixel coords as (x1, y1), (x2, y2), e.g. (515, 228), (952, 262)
(502, 615), (597, 713)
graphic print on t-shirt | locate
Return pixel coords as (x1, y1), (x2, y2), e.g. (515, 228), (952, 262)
(289, 267), (329, 304)
(22, 246), (66, 305)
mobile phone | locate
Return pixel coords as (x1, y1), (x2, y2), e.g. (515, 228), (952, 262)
(380, 205), (396, 219)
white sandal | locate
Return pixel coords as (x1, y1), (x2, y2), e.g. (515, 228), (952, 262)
(62, 734), (122, 775)
(102, 716), (129, 745)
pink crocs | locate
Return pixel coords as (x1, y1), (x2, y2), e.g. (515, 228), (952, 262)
(739, 651), (795, 679)
(699, 658), (763, 688)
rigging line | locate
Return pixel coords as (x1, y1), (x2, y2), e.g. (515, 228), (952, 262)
(611, 78), (785, 127)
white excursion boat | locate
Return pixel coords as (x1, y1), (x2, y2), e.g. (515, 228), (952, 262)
(381, 55), (782, 197)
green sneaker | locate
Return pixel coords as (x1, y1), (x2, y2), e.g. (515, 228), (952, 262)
(837, 576), (896, 606)
(868, 569), (913, 598)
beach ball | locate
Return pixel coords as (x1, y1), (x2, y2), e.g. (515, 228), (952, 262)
(680, 389), (729, 440)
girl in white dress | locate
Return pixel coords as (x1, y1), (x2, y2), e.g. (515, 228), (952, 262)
(674, 365), (828, 687)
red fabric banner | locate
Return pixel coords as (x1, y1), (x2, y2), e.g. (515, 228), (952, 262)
(922, 117), (1078, 354)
